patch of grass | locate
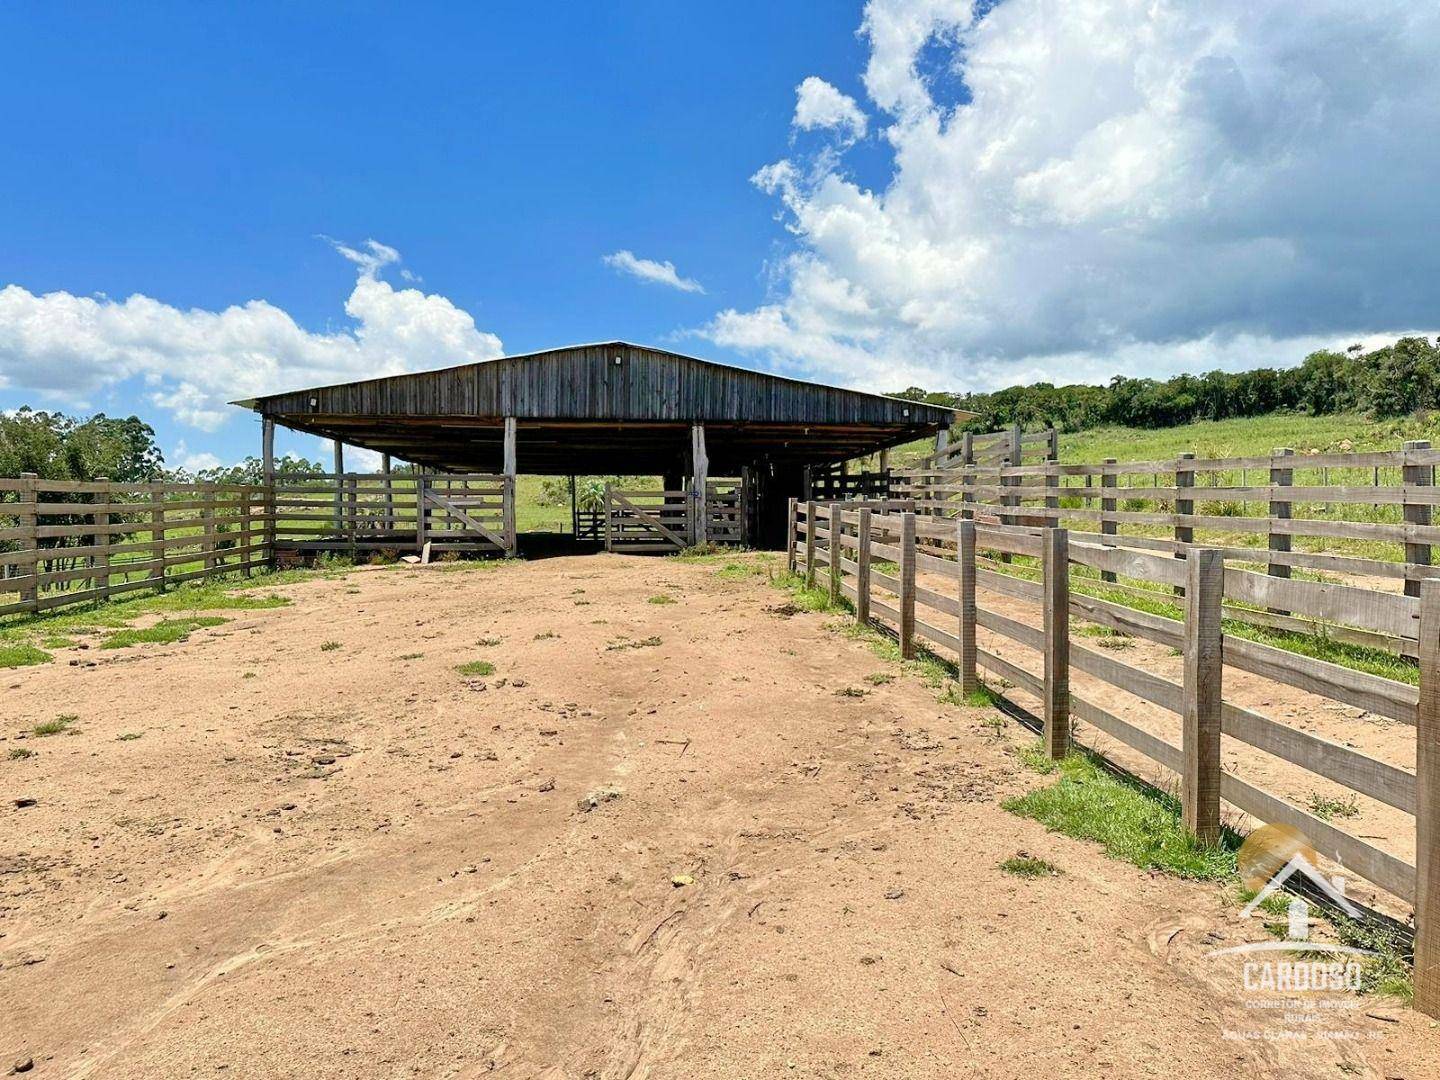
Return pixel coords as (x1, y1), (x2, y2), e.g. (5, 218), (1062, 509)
(320, 640), (342, 652)
(1330, 916), (1413, 1000)
(715, 560), (765, 582)
(1000, 854), (1062, 879)
(1004, 748), (1235, 881)
(1016, 742), (1058, 774)
(475, 636), (503, 647)
(647, 594), (677, 605)
(770, 569), (846, 614)
(40, 636), (77, 649)
(964, 684), (997, 707)
(605, 636), (662, 651)
(396, 652), (424, 661)
(99, 616), (227, 650)
(8, 747), (35, 760)
(835, 686), (868, 698)
(533, 631), (557, 640)
(0, 643), (51, 669)
(116, 732), (143, 741)
(1307, 791), (1361, 821)
(455, 660), (495, 677)
(34, 714), (78, 737)
(864, 672), (895, 685)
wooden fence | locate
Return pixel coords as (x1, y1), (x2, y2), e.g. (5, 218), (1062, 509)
(788, 500), (1440, 1017)
(893, 442), (1440, 656)
(1, 474), (268, 617)
(603, 483), (747, 553)
(271, 471), (515, 556)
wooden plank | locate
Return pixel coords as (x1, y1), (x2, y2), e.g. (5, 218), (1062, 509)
(957, 519), (978, 693)
(1268, 447), (1293, 613)
(1043, 528), (1070, 759)
(805, 501), (817, 587)
(1417, 580), (1440, 1015)
(1182, 548), (1224, 843)
(828, 507), (842, 604)
(423, 489), (509, 550)
(1406, 440), (1433, 599)
(856, 507), (872, 625)
(899, 512), (916, 659)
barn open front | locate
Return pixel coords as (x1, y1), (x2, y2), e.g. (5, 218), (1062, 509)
(234, 342), (955, 557)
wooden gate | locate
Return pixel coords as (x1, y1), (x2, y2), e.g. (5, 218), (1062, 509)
(604, 488), (692, 553)
(418, 474), (515, 555)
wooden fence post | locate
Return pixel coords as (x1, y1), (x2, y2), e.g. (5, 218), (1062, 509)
(1044, 456), (1059, 526)
(957, 518), (977, 694)
(1174, 452), (1195, 596)
(17, 473), (38, 611)
(1415, 579), (1440, 1017)
(1100, 458), (1117, 583)
(1267, 447), (1294, 613)
(202, 481), (218, 575)
(856, 507), (872, 625)
(1042, 527), (1070, 759)
(261, 416), (276, 570)
(804, 501), (817, 588)
(92, 477), (111, 599)
(899, 512), (916, 659)
(786, 497), (798, 573)
(960, 432), (975, 519)
(414, 473), (428, 553)
(828, 509), (842, 605)
(603, 484), (614, 552)
(1404, 440), (1433, 599)
(1182, 547), (1225, 844)
(150, 482), (167, 593)
(333, 441), (345, 539)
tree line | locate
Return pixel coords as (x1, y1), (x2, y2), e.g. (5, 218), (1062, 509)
(893, 336), (1440, 433)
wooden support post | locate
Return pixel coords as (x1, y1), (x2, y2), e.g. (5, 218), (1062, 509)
(17, 473), (38, 611)
(936, 428), (949, 456)
(1100, 458), (1117, 582)
(1042, 527), (1070, 759)
(261, 417), (276, 569)
(149, 483), (167, 593)
(786, 497), (798, 573)
(899, 512), (916, 659)
(381, 453), (393, 531)
(1044, 456), (1059, 522)
(828, 509), (842, 605)
(1416, 580), (1440, 1017)
(856, 507), (872, 626)
(202, 481), (218, 574)
(691, 423), (708, 546)
(502, 417), (518, 556)
(1405, 440), (1433, 599)
(1174, 452), (1195, 596)
(960, 431), (975, 519)
(957, 518), (977, 694)
(1048, 427), (1059, 462)
(804, 501), (817, 588)
(604, 484), (614, 552)
(1182, 547), (1225, 844)
(414, 472), (428, 552)
(332, 441), (344, 539)
(1268, 447), (1294, 613)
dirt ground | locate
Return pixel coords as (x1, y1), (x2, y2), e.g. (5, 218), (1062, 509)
(2, 553), (1436, 1079)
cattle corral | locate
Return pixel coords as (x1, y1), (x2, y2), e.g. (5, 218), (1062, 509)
(3, 552), (1436, 1077)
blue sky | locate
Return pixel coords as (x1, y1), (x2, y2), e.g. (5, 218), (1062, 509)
(3, 1), (1437, 470)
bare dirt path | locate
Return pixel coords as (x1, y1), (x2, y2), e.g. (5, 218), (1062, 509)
(1, 554), (1434, 1078)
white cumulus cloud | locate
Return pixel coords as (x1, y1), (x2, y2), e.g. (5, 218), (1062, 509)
(706, 0), (1440, 392)
(602, 250), (706, 294)
(0, 239), (504, 430)
(792, 76), (868, 143)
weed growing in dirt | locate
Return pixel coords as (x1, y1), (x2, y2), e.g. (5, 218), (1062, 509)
(456, 660), (495, 677)
(40, 636), (77, 649)
(1000, 854), (1062, 878)
(715, 560), (765, 582)
(476, 636), (503, 647)
(533, 631), (557, 640)
(34, 714), (77, 737)
(964, 685), (997, 707)
(1327, 917), (1413, 1000)
(320, 640), (342, 652)
(647, 594), (677, 605)
(606, 636), (662, 651)
(1005, 748), (1235, 881)
(8, 747), (35, 760)
(397, 652), (424, 661)
(864, 672), (895, 685)
(100, 617), (227, 650)
(1016, 742), (1058, 774)
(770, 570), (845, 614)
(0, 642), (51, 669)
(835, 686), (868, 698)
(116, 732), (143, 741)
(1307, 791), (1361, 821)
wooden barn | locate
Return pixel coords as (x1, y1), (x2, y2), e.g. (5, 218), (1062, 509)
(233, 342), (959, 554)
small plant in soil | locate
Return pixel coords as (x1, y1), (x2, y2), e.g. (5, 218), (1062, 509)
(34, 714), (78, 737)
(835, 686), (867, 698)
(117, 732), (143, 741)
(476, 636), (503, 646)
(397, 652), (424, 661)
(647, 594), (676, 605)
(533, 631), (557, 640)
(864, 672), (895, 685)
(456, 660), (496, 677)
(1307, 791), (1361, 821)
(320, 640), (342, 652)
(8, 747), (35, 760)
(1000, 854), (1062, 879)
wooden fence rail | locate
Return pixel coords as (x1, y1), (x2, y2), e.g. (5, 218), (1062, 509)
(790, 499), (1440, 1019)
